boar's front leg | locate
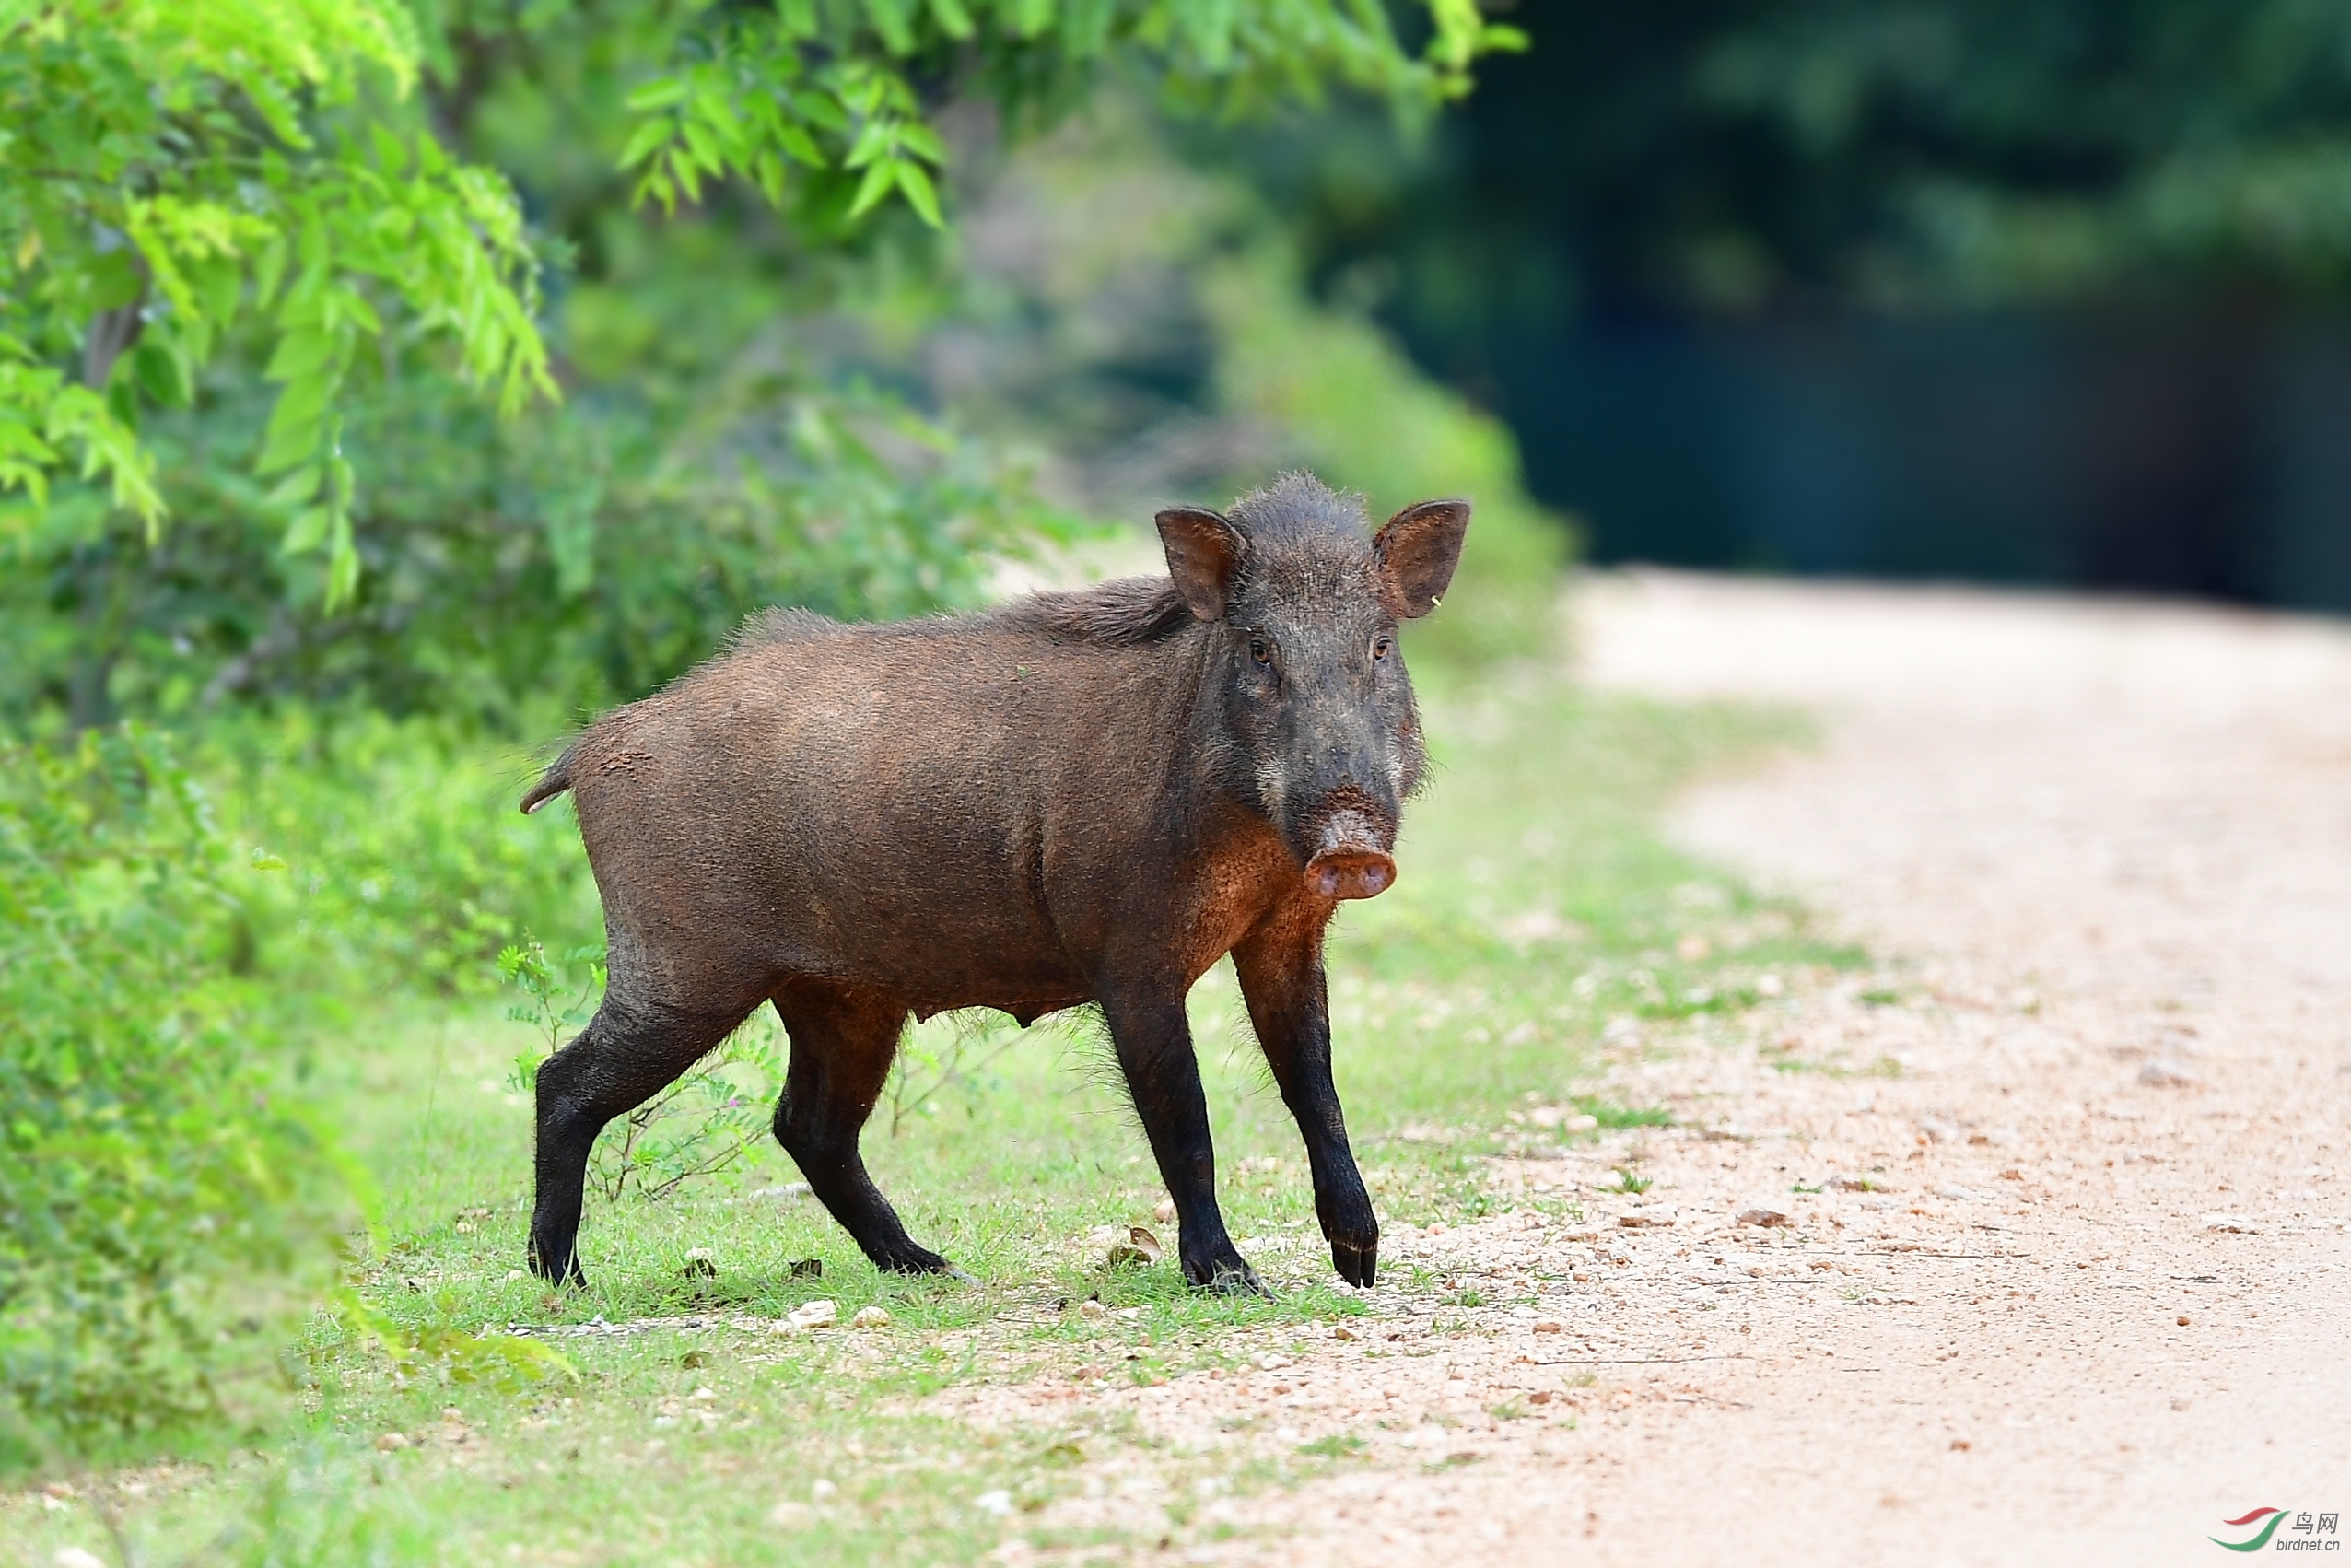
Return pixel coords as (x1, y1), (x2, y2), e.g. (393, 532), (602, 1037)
(771, 981), (961, 1277)
(1234, 921), (1377, 1288)
(1098, 987), (1267, 1296)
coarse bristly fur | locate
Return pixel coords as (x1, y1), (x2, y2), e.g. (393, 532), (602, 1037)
(516, 470), (1471, 1300)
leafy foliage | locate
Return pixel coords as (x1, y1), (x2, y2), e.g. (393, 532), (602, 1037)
(0, 727), (354, 1469)
(0, 367), (1070, 729)
(612, 0), (1523, 222)
(499, 936), (605, 1066)
(0, 0), (1522, 629)
(208, 713), (600, 994)
(0, 0), (554, 602)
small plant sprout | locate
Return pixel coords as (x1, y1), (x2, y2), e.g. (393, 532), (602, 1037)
(883, 1010), (1030, 1137)
(499, 934), (783, 1200)
(500, 937), (606, 1087)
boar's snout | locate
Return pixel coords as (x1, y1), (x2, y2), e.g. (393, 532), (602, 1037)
(1304, 847), (1396, 901)
(1304, 804), (1398, 901)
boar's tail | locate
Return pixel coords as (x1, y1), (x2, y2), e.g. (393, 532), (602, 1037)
(520, 747), (576, 815)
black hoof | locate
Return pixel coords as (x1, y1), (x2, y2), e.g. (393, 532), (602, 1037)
(1332, 1237), (1378, 1289)
(878, 1246), (957, 1277)
(1191, 1258), (1272, 1298)
(527, 1240), (587, 1289)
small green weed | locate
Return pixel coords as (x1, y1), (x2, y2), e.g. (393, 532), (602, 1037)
(1577, 1098), (1674, 1129)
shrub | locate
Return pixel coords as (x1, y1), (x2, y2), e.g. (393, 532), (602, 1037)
(206, 710), (602, 996)
(0, 728), (355, 1471)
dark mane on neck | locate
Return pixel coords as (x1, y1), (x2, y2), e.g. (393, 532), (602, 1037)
(999, 576), (1196, 647)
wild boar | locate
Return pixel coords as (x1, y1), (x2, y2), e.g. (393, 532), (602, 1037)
(520, 472), (1468, 1293)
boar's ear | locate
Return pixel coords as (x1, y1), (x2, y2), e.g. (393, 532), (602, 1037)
(1374, 498), (1471, 619)
(1155, 506), (1248, 623)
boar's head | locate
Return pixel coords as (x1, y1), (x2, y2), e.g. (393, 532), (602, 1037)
(1157, 473), (1469, 902)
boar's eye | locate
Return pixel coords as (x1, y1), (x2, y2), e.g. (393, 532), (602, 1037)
(1372, 637), (1394, 663)
(1248, 635), (1273, 667)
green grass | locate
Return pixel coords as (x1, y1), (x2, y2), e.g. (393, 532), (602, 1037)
(4, 665), (1857, 1566)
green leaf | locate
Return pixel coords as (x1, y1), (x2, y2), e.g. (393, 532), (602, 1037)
(895, 159), (944, 227)
(618, 116), (674, 170)
(258, 380), (332, 474)
(252, 232), (290, 309)
(634, 168), (678, 214)
(265, 329), (337, 382)
(370, 123), (410, 177)
(845, 118), (892, 169)
(625, 76), (692, 112)
(680, 116), (726, 177)
(265, 464), (323, 510)
(752, 150), (788, 205)
(324, 510), (361, 609)
(131, 341), (191, 408)
(847, 157), (899, 218)
(775, 122), (826, 167)
(897, 121), (948, 164)
(865, 0), (915, 53)
(280, 506), (332, 555)
(799, 91), (851, 135)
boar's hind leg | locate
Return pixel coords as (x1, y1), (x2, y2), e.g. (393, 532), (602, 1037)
(530, 998), (746, 1287)
(771, 984), (958, 1277)
(1099, 990), (1268, 1297)
(1234, 924), (1377, 1288)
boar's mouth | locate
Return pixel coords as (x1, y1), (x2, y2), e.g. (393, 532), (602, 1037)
(1301, 797), (1398, 902)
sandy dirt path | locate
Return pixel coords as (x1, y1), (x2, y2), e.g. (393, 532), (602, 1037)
(951, 572), (2351, 1567)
